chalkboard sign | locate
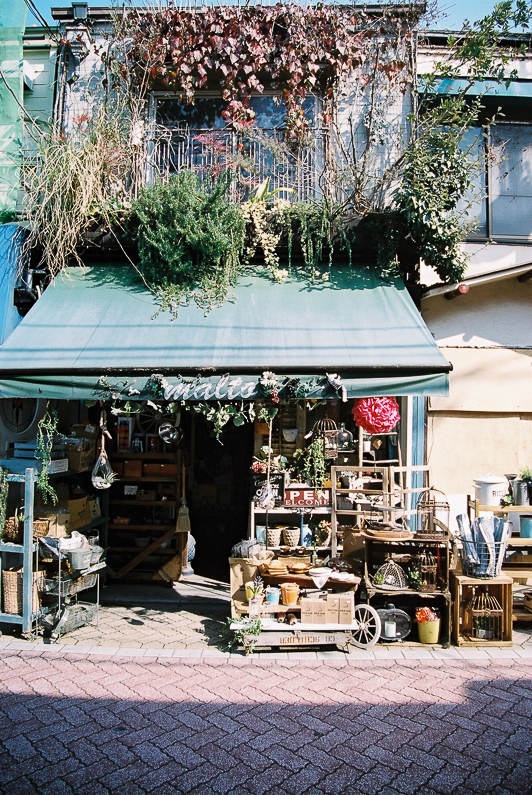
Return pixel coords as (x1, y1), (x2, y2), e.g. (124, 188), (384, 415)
(251, 472), (287, 507)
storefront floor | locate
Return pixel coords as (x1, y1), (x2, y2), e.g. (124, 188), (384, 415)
(0, 574), (531, 660)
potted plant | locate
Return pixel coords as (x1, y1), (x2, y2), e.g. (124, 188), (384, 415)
(293, 438), (327, 488)
(521, 467), (532, 505)
(511, 468), (531, 506)
(415, 606), (440, 644)
(245, 576), (264, 616)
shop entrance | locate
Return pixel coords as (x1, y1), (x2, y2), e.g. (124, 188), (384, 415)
(187, 414), (254, 582)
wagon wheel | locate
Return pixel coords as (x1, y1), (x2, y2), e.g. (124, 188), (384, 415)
(350, 604), (381, 649)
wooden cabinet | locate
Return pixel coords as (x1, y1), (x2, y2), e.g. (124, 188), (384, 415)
(107, 451), (183, 581)
(451, 572), (513, 646)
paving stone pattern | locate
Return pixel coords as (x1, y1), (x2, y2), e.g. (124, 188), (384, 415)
(0, 649), (530, 795)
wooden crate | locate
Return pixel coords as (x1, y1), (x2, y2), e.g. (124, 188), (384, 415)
(451, 572), (513, 646)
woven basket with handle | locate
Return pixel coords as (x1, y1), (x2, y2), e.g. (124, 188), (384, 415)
(2, 512), (50, 542)
(3, 513), (22, 543)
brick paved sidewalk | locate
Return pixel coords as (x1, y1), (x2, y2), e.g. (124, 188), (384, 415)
(0, 585), (531, 662)
(0, 648), (530, 794)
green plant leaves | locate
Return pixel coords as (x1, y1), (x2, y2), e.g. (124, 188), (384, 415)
(132, 171), (246, 315)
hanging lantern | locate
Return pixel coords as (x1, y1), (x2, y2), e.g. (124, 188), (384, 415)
(336, 422), (355, 452)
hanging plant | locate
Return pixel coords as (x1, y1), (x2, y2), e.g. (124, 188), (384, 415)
(0, 466), (8, 537)
(352, 397), (400, 434)
(35, 407), (61, 505)
(299, 437), (327, 489)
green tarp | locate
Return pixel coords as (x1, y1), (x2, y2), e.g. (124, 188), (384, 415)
(0, 265), (450, 400)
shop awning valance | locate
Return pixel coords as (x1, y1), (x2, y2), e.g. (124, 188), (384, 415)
(0, 265), (450, 400)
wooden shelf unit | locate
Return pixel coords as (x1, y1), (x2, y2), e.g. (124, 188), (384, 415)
(451, 572), (513, 646)
(107, 449), (184, 581)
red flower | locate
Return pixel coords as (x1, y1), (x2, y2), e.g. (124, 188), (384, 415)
(352, 397), (400, 434)
(415, 606), (439, 623)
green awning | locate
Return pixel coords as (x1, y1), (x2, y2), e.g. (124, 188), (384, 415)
(0, 265), (450, 400)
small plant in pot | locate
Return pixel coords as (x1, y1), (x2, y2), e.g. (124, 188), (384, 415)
(415, 606), (440, 644)
(511, 468), (532, 506)
(521, 468), (532, 504)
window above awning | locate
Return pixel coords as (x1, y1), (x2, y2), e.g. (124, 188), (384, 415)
(0, 265), (450, 400)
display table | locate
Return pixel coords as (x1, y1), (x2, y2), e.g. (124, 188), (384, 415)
(230, 603), (381, 653)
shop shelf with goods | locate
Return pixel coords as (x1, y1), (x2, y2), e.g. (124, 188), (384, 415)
(467, 495), (532, 620)
(362, 534), (452, 647)
(330, 469), (451, 647)
(0, 468), (41, 638)
(108, 448), (184, 582)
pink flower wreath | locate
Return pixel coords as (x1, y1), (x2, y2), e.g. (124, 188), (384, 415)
(352, 397), (400, 434)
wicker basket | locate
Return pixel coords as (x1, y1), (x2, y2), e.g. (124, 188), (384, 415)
(2, 514), (22, 543)
(32, 519), (51, 538)
(2, 568), (42, 615)
(2, 515), (50, 542)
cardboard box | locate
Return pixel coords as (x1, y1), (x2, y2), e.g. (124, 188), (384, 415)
(338, 592), (355, 625)
(35, 509), (70, 538)
(71, 423), (99, 440)
(326, 594), (341, 624)
(123, 460), (143, 478)
(66, 497), (92, 531)
(67, 446), (95, 473)
(300, 596), (327, 625)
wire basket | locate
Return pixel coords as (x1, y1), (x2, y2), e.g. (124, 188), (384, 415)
(460, 539), (506, 578)
(41, 572), (98, 598)
(372, 557), (408, 590)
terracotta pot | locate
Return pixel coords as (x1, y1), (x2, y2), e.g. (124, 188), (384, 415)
(280, 582), (300, 606)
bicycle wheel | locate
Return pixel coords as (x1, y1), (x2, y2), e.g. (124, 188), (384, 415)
(351, 603), (381, 648)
